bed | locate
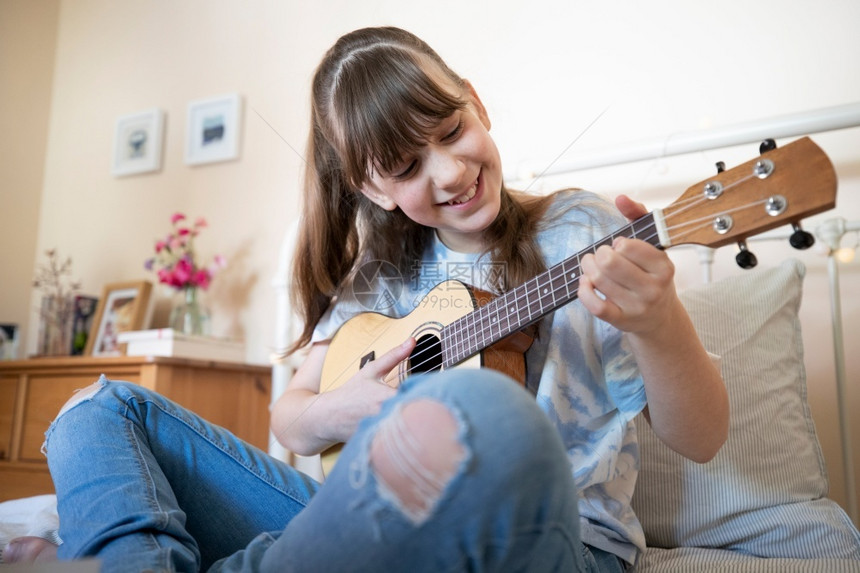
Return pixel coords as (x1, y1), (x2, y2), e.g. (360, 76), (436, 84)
(4, 257), (858, 570)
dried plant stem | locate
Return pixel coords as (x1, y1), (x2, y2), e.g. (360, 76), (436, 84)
(32, 249), (80, 355)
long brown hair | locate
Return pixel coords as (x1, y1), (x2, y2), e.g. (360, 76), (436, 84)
(289, 27), (555, 353)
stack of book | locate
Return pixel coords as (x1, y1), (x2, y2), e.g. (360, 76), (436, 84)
(117, 329), (245, 363)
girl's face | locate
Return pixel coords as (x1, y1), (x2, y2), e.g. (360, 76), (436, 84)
(358, 81), (503, 253)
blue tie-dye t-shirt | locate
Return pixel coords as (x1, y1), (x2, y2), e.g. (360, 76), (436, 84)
(313, 190), (648, 564)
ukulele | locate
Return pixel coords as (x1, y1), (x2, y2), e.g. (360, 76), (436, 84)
(318, 136), (836, 471)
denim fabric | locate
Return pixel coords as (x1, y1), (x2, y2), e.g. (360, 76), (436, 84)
(45, 369), (597, 572)
(45, 376), (318, 571)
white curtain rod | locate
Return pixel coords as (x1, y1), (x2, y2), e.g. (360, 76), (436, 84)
(515, 101), (860, 179)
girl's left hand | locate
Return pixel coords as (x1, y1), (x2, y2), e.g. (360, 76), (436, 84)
(578, 195), (679, 334)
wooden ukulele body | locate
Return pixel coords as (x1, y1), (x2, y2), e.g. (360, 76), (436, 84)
(319, 280), (533, 395)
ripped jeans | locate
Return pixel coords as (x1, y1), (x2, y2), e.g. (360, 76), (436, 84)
(44, 369), (609, 572)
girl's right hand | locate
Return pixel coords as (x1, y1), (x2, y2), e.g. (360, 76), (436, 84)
(271, 337), (415, 456)
(326, 337), (416, 440)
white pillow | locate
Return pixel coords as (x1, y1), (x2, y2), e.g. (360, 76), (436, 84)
(632, 259), (860, 558)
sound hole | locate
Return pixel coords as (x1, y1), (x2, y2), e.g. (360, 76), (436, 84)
(411, 334), (442, 373)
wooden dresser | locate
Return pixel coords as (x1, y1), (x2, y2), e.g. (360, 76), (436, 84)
(0, 356), (272, 501)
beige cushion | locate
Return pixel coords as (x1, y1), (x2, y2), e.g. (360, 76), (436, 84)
(632, 259), (860, 560)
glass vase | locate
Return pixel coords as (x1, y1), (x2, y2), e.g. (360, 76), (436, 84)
(38, 295), (73, 356)
(169, 287), (210, 336)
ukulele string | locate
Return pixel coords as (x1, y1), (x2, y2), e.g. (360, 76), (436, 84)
(657, 172), (759, 227)
(396, 188), (765, 378)
(397, 221), (658, 377)
(661, 196), (773, 244)
(400, 216), (682, 376)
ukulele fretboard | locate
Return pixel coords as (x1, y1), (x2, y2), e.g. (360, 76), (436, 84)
(441, 213), (660, 368)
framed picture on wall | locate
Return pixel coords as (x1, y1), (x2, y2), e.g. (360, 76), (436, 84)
(185, 93), (243, 166)
(111, 108), (165, 177)
(86, 281), (153, 357)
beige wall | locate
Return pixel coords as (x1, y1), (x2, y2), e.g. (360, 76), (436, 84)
(0, 0), (59, 356)
(3, 0), (860, 517)
(27, 1), (312, 362)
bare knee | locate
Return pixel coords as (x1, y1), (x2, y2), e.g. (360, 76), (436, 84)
(58, 381), (102, 415)
(369, 399), (467, 524)
(42, 381), (105, 456)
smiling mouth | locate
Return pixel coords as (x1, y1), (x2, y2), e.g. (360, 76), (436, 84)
(445, 178), (479, 206)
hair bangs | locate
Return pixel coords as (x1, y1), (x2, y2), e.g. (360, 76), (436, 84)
(332, 47), (466, 187)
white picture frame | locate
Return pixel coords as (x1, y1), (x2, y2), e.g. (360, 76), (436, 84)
(185, 93), (243, 166)
(111, 108), (164, 177)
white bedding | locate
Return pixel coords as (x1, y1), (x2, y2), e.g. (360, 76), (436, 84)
(0, 495), (60, 563)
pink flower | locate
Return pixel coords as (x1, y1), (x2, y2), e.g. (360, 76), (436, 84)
(192, 269), (211, 290)
(157, 268), (173, 286)
(172, 258), (193, 285)
(147, 213), (223, 291)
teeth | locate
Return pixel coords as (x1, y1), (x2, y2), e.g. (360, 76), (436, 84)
(447, 180), (478, 206)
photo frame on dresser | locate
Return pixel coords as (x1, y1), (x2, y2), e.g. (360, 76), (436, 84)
(86, 281), (153, 357)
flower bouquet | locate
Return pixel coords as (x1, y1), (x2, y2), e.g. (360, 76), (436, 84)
(145, 213), (225, 335)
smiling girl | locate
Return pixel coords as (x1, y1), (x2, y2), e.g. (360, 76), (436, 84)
(25, 26), (727, 572)
(271, 26), (727, 571)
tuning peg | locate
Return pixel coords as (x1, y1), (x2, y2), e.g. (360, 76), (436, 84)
(735, 240), (758, 269)
(759, 138), (777, 154)
(715, 161), (726, 173)
(789, 222), (815, 250)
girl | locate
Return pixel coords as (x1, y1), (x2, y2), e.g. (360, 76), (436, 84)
(18, 26), (727, 572)
(271, 25), (727, 568)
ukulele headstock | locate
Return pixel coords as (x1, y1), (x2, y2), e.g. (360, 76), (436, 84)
(655, 137), (837, 251)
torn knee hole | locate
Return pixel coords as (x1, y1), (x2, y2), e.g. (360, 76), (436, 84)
(43, 381), (104, 456)
(369, 399), (466, 523)
(58, 381), (102, 415)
